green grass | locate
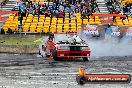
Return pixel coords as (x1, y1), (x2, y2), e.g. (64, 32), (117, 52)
(0, 39), (42, 45)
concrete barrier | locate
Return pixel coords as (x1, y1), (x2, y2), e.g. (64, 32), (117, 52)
(0, 34), (42, 53)
(0, 45), (38, 54)
(0, 34), (42, 40)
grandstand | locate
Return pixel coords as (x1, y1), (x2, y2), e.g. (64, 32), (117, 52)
(1, 0), (132, 34)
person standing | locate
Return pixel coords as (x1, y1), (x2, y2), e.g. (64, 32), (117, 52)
(105, 24), (112, 42)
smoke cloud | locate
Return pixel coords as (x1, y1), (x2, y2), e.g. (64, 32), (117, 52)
(80, 32), (132, 58)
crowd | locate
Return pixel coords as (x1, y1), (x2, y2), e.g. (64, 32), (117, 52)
(17, 0), (99, 25)
(106, 0), (132, 18)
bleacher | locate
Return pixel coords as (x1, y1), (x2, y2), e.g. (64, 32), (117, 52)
(2, 13), (18, 32)
(4, 0), (132, 33)
(2, 13), (102, 33)
(1, 0), (103, 33)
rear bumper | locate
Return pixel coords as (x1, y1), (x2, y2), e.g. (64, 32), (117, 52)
(57, 50), (91, 59)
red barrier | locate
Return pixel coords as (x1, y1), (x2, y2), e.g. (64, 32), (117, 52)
(0, 10), (18, 21)
(92, 13), (126, 24)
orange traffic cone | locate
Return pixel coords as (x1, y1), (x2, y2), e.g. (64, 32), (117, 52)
(78, 66), (86, 76)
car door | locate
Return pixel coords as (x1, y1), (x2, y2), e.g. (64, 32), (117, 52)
(45, 40), (56, 55)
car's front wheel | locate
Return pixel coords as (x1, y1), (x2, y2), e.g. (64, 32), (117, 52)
(52, 48), (59, 61)
(76, 75), (86, 85)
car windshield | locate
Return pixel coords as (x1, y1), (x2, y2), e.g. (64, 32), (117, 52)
(54, 34), (71, 43)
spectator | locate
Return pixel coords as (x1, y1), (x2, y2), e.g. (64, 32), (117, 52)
(19, 2), (26, 12)
(43, 3), (48, 11)
(64, 7), (70, 13)
(28, 0), (32, 6)
(75, 1), (81, 13)
(34, 9), (40, 17)
(28, 6), (33, 14)
(41, 10), (45, 15)
(17, 0), (98, 20)
(58, 10), (64, 18)
(81, 12), (87, 19)
(59, 2), (64, 11)
(33, 1), (37, 8)
(45, 10), (51, 17)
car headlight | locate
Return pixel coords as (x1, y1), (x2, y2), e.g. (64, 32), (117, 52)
(59, 46), (70, 50)
(81, 47), (90, 50)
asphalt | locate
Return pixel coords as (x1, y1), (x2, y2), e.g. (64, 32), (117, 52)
(0, 52), (131, 88)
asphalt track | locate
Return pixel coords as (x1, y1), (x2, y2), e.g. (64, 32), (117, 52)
(0, 53), (132, 88)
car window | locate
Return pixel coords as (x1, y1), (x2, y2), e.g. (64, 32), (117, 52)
(54, 34), (71, 42)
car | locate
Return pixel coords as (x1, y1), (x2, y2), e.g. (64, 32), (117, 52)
(40, 33), (91, 61)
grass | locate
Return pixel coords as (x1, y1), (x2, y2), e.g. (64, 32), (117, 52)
(0, 39), (42, 45)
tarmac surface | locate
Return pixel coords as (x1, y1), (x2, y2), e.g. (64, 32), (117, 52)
(0, 53), (132, 88)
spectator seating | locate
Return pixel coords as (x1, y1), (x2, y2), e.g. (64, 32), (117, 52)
(2, 0), (102, 33)
(2, 13), (102, 33)
(3, 13), (18, 32)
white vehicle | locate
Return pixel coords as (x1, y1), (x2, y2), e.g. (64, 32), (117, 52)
(126, 27), (132, 37)
(83, 24), (99, 37)
(111, 26), (120, 36)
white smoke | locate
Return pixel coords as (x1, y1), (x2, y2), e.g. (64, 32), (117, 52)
(80, 32), (132, 58)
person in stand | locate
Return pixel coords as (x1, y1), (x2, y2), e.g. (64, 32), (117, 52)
(58, 10), (65, 18)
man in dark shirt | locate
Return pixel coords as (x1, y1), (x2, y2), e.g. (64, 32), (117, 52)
(49, 33), (54, 41)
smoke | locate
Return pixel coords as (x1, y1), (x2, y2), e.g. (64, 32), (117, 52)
(80, 33), (132, 57)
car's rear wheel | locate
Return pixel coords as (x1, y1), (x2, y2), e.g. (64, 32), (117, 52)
(52, 48), (59, 61)
(83, 57), (88, 61)
(76, 75), (86, 85)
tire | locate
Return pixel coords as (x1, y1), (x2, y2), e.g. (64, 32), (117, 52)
(76, 75), (86, 85)
(127, 74), (131, 83)
(83, 57), (88, 61)
(52, 48), (59, 61)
